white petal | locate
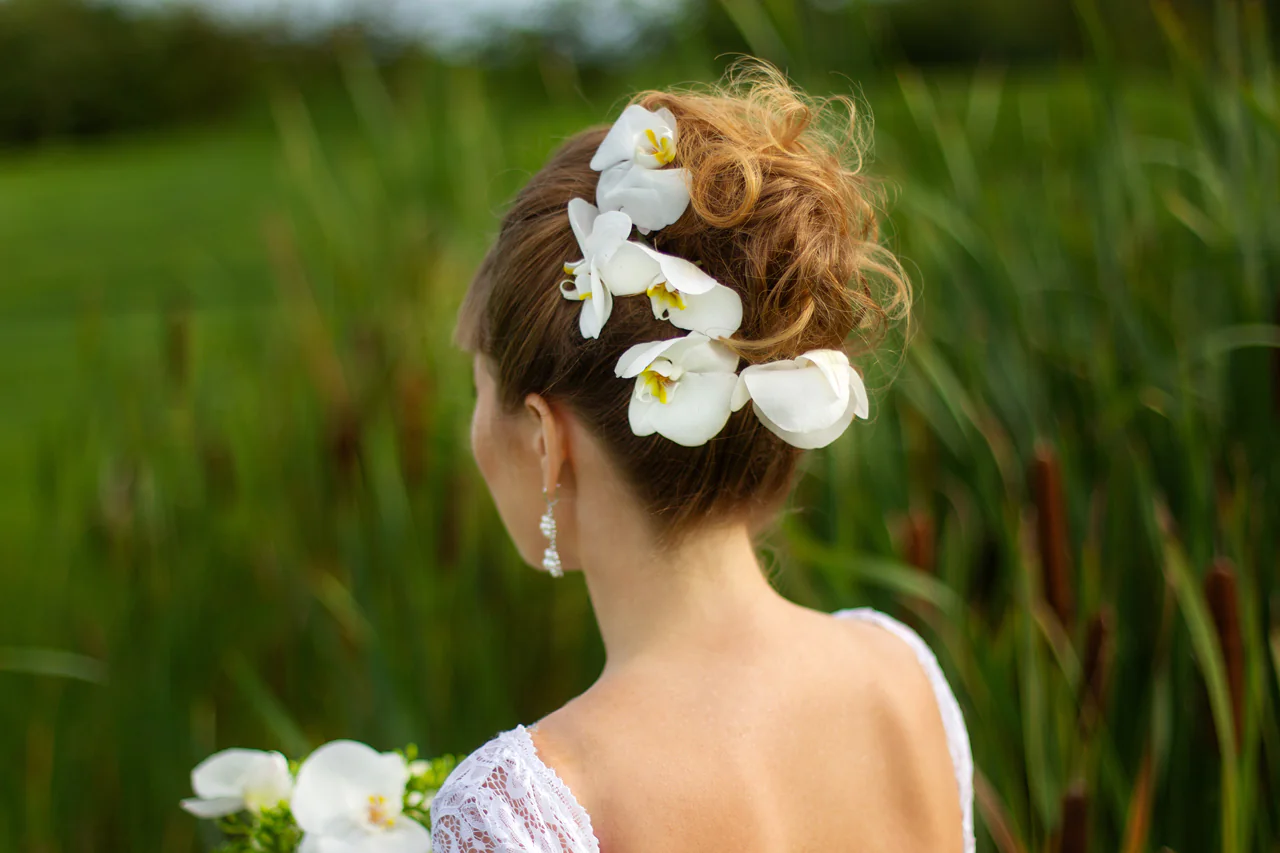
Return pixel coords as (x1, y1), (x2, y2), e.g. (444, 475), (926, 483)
(590, 104), (672, 171)
(566, 198), (598, 254)
(301, 836), (360, 853)
(848, 367), (870, 420)
(598, 241), (660, 296)
(356, 818), (431, 853)
(647, 372), (738, 446)
(752, 396), (857, 449)
(578, 265), (613, 339)
(731, 373), (751, 412)
(241, 752), (293, 811)
(675, 337), (739, 374)
(634, 244), (717, 295)
(180, 796), (244, 819)
(628, 391), (659, 436)
(585, 210), (633, 262)
(739, 360), (849, 433)
(796, 350), (852, 393)
(616, 337), (685, 378)
(596, 164), (690, 233)
(292, 741), (409, 835)
(665, 283), (744, 337)
(191, 749), (278, 801)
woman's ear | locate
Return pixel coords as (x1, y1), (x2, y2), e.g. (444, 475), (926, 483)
(524, 393), (569, 496)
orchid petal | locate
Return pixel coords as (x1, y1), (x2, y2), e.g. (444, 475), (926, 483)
(738, 359), (849, 433)
(634, 244), (716, 295)
(180, 796), (244, 819)
(848, 367), (870, 420)
(589, 104), (678, 172)
(752, 397), (858, 449)
(616, 336), (687, 379)
(585, 210), (634, 263)
(356, 818), (431, 853)
(674, 336), (739, 374)
(566, 198), (598, 254)
(598, 241), (661, 296)
(292, 741), (409, 836)
(664, 283), (744, 337)
(643, 372), (738, 446)
(577, 264), (613, 339)
(596, 164), (690, 233)
(189, 748), (291, 813)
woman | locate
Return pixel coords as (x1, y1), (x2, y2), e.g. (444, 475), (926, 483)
(430, 64), (974, 853)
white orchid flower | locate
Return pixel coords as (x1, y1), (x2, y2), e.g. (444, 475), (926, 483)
(615, 333), (740, 447)
(631, 244), (742, 337)
(560, 198), (645, 339)
(292, 740), (429, 853)
(180, 749), (293, 818)
(731, 349), (870, 449)
(590, 105), (690, 233)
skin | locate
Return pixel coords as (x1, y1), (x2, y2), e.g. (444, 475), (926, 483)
(470, 353), (964, 853)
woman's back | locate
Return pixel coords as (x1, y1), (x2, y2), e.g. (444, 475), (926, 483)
(432, 605), (973, 853)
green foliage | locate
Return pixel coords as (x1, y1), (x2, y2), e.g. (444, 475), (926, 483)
(0, 3), (1277, 853)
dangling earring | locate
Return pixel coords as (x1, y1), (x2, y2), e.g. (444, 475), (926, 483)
(539, 487), (563, 578)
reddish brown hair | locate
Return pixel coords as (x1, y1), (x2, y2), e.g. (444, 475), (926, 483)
(458, 63), (910, 535)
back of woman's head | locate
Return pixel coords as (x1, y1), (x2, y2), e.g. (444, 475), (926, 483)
(458, 62), (910, 536)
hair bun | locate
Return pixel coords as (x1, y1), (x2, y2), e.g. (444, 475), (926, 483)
(635, 60), (910, 365)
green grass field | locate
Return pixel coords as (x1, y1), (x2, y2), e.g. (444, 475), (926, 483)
(1, 16), (1278, 853)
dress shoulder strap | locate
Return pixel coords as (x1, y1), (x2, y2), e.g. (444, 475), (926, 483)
(833, 607), (976, 853)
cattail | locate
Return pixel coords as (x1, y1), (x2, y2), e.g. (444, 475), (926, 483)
(1272, 293), (1280, 419)
(1056, 780), (1088, 853)
(1078, 606), (1114, 736)
(1031, 443), (1074, 628)
(325, 404), (362, 493)
(164, 303), (189, 390)
(902, 510), (936, 574)
(200, 439), (237, 504)
(395, 373), (429, 489)
(1204, 557), (1244, 751)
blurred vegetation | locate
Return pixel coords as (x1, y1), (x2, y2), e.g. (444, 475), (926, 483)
(1, 1), (1278, 852)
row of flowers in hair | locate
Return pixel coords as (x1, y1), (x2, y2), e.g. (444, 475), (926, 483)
(559, 104), (870, 449)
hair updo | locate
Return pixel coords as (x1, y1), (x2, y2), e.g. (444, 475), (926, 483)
(457, 62), (910, 536)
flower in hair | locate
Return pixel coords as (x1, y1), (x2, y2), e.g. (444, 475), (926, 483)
(731, 350), (870, 449)
(630, 244), (743, 337)
(615, 332), (740, 447)
(559, 198), (641, 339)
(590, 105), (690, 234)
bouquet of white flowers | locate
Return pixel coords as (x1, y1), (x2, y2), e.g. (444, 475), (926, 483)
(180, 741), (456, 852)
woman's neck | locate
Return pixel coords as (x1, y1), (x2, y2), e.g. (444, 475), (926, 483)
(577, 518), (786, 671)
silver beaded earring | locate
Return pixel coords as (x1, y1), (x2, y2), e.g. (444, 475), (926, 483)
(539, 487), (563, 578)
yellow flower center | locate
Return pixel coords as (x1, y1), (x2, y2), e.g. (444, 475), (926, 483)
(642, 128), (676, 165)
(640, 367), (680, 404)
(646, 280), (686, 312)
(366, 794), (395, 829)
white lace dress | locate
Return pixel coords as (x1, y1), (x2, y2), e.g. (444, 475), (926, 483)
(430, 607), (975, 853)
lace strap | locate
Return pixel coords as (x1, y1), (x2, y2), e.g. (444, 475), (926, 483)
(833, 607), (976, 853)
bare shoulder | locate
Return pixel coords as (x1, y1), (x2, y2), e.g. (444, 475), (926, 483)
(527, 606), (965, 853)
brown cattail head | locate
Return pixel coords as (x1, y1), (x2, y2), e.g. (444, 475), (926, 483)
(325, 404), (362, 494)
(1078, 606), (1115, 737)
(1032, 443), (1074, 628)
(395, 372), (430, 489)
(200, 439), (237, 504)
(164, 303), (190, 390)
(1204, 557), (1244, 751)
(1056, 780), (1089, 853)
(903, 509), (936, 574)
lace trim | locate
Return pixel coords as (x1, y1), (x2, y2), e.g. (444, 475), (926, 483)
(509, 725), (601, 853)
(833, 607), (976, 853)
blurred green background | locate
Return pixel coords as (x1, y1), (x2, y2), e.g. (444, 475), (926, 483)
(1, 0), (1277, 850)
